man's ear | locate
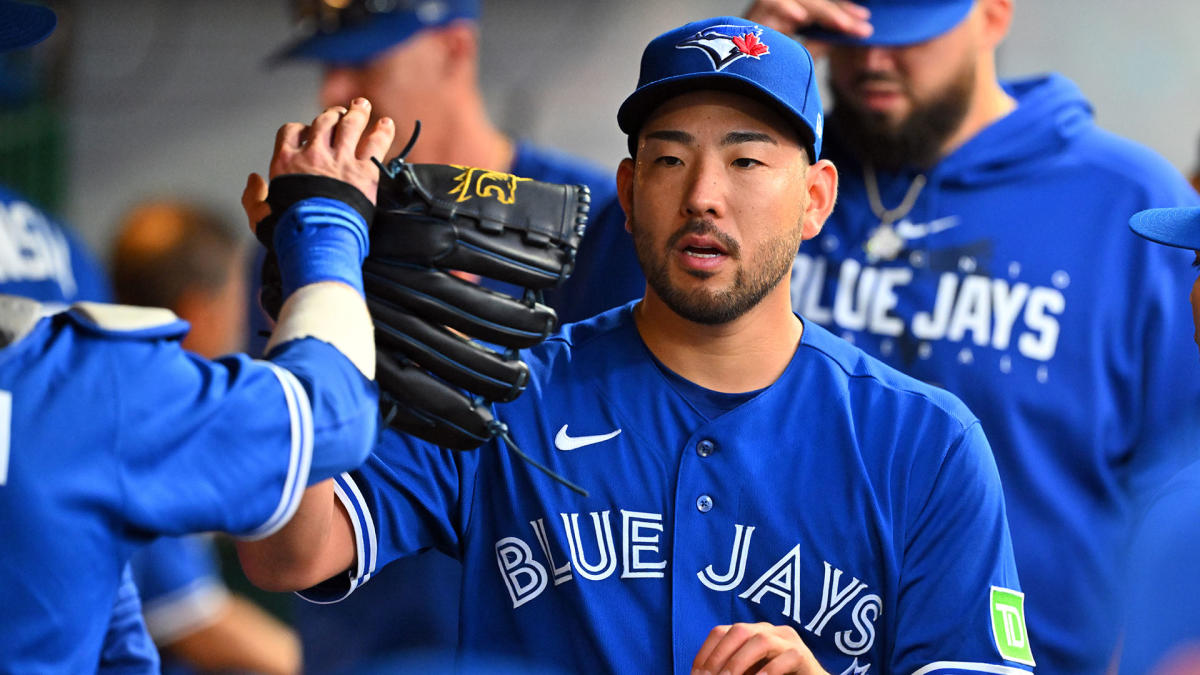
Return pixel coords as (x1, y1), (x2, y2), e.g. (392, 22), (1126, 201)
(978, 0), (1013, 50)
(437, 21), (478, 75)
(801, 159), (838, 240)
(616, 157), (635, 234)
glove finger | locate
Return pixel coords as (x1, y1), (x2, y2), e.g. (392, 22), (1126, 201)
(364, 261), (557, 348)
(377, 352), (494, 450)
(370, 300), (530, 402)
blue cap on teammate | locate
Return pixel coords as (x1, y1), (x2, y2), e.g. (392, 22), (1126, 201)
(273, 0), (479, 66)
(1130, 206), (1200, 251)
(0, 0), (56, 52)
(800, 0), (975, 46)
(618, 16), (824, 162)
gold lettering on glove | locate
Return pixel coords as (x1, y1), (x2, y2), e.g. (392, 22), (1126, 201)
(449, 166), (531, 205)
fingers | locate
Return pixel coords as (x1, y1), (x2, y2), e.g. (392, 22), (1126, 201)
(692, 623), (823, 675)
(274, 122), (305, 158)
(332, 98), (371, 157)
(745, 0), (873, 40)
(241, 173), (270, 235)
(358, 115), (395, 163)
(306, 104), (348, 149)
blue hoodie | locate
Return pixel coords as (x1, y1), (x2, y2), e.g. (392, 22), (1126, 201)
(793, 73), (1200, 675)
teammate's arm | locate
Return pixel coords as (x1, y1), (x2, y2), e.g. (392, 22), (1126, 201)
(234, 99), (388, 591)
(692, 622), (830, 675)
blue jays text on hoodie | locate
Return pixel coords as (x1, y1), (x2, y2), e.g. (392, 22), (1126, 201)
(555, 72), (1200, 675)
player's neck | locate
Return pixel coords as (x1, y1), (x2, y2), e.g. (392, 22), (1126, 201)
(936, 67), (1016, 161)
(634, 291), (802, 394)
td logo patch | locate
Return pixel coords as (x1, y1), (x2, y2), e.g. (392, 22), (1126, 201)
(990, 586), (1035, 666)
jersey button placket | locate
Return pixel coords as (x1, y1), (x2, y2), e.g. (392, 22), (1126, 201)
(696, 439), (715, 457)
(696, 494), (714, 512)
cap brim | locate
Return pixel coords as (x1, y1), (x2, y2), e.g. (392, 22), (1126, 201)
(800, 2), (973, 46)
(269, 9), (475, 67)
(617, 73), (817, 160)
(0, 0), (55, 52)
(1130, 206), (1200, 250)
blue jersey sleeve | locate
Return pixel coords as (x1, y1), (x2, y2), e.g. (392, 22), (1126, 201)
(128, 536), (229, 644)
(297, 427), (479, 603)
(97, 565), (160, 675)
(893, 421), (1034, 674)
(110, 334), (375, 539)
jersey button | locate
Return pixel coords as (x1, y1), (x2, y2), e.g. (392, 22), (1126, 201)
(696, 494), (714, 513)
(696, 439), (715, 457)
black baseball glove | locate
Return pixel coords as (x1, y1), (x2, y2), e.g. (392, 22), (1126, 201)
(257, 127), (589, 462)
(365, 158), (590, 450)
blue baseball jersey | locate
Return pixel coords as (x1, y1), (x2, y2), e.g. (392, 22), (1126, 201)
(97, 566), (160, 675)
(291, 139), (618, 674)
(304, 304), (1033, 675)
(129, 536), (228, 645)
(554, 72), (1200, 675)
(0, 299), (373, 673)
(1120, 459), (1200, 673)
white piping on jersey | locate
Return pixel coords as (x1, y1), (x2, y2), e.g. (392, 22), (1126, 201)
(337, 472), (377, 591)
(240, 363), (314, 540)
(911, 662), (1032, 675)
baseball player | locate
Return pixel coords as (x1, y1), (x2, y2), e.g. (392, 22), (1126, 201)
(1119, 205), (1200, 673)
(268, 1), (621, 668)
(238, 17), (1033, 675)
(0, 2), (392, 664)
(0, 3), (160, 671)
(554, 2), (1200, 672)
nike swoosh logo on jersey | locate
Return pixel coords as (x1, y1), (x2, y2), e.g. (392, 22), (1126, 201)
(554, 425), (621, 451)
(893, 215), (961, 241)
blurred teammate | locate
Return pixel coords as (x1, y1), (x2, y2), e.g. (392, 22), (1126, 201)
(269, 1), (619, 668)
(0, 4), (392, 657)
(1120, 205), (1200, 674)
(112, 200), (302, 675)
(239, 17), (1033, 674)
(557, 2), (1200, 671)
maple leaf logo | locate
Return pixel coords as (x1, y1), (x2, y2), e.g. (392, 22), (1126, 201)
(732, 32), (769, 58)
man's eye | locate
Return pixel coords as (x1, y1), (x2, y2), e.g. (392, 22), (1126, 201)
(655, 156), (683, 166)
(732, 157), (762, 168)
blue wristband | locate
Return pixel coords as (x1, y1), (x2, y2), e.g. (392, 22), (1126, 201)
(273, 197), (370, 298)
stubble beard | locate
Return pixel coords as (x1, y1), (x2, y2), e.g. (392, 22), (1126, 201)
(829, 57), (976, 171)
(630, 214), (804, 325)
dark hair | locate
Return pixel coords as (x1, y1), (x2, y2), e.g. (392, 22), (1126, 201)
(111, 200), (242, 310)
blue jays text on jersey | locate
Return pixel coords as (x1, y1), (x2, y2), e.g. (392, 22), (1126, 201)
(0, 295), (376, 673)
(302, 303), (1034, 675)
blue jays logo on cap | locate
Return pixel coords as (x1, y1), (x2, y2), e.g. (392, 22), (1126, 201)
(618, 16), (823, 161)
(676, 25), (771, 72)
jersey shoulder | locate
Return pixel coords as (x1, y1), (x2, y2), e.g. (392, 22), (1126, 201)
(66, 302), (189, 341)
(797, 319), (978, 429)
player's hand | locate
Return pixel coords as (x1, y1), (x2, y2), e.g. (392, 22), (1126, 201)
(271, 98), (395, 205)
(744, 0), (873, 47)
(692, 622), (829, 675)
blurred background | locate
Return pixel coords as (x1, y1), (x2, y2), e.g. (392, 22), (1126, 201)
(2, 0), (1198, 258)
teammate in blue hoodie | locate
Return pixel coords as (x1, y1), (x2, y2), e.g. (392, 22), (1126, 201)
(239, 17), (1034, 675)
(557, 1), (1200, 672)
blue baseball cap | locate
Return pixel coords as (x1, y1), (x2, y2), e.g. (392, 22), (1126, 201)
(273, 0), (478, 66)
(0, 0), (55, 52)
(618, 17), (823, 161)
(1130, 207), (1200, 251)
(802, 0), (975, 47)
